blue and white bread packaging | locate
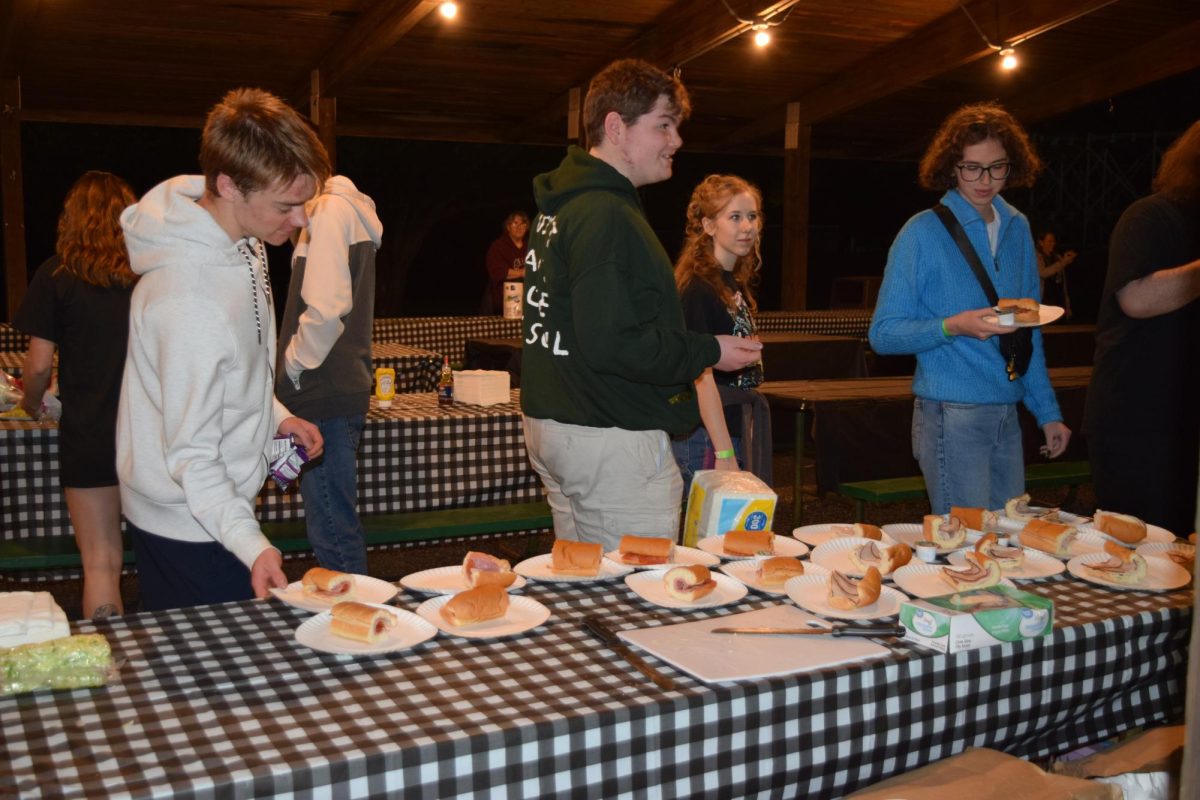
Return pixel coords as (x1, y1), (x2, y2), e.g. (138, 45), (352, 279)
(682, 470), (777, 548)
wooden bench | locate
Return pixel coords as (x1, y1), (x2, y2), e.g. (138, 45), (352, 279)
(836, 461), (1092, 522)
(0, 501), (553, 572)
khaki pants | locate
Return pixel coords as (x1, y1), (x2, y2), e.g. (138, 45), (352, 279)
(522, 416), (682, 552)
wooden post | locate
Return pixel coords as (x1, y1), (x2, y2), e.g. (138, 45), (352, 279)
(782, 102), (810, 310)
(567, 86), (582, 145)
(1, 76), (26, 320)
(310, 69), (337, 174)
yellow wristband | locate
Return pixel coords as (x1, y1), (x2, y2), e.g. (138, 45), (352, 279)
(715, 448), (736, 460)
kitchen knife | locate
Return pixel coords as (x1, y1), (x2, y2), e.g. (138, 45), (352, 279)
(711, 623), (906, 637)
(582, 615), (675, 691)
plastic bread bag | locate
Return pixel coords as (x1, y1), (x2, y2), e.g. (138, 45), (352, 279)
(0, 370), (19, 411)
(0, 633), (117, 695)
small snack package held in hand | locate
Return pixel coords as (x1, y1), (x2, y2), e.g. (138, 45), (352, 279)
(268, 434), (310, 491)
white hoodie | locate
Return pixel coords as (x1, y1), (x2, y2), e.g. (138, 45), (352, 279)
(117, 175), (290, 569)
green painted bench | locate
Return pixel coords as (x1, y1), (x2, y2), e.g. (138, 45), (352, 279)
(836, 461), (1091, 522)
(0, 501), (553, 572)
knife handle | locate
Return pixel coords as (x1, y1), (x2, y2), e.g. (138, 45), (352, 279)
(834, 624), (907, 638)
(613, 641), (675, 691)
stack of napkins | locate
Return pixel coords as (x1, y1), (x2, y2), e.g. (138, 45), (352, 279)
(0, 591), (70, 648)
(452, 370), (510, 406)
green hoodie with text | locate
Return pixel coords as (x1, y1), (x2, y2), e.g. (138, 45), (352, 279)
(520, 146), (719, 434)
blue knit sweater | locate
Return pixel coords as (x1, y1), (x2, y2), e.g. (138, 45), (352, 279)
(869, 189), (1063, 427)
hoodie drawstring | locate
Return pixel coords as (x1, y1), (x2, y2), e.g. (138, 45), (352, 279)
(239, 239), (271, 346)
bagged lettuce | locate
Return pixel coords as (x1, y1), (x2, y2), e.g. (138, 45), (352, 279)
(1, 633), (114, 695)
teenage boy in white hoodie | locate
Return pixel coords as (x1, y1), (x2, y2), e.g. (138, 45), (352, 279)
(117, 88), (329, 611)
(276, 177), (383, 574)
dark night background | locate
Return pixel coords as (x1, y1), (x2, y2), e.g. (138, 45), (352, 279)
(5, 69), (1197, 325)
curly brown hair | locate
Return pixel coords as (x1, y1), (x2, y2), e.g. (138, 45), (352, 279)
(918, 102), (1043, 191)
(583, 59), (691, 150)
(1153, 119), (1200, 206)
(674, 174), (763, 314)
(54, 171), (138, 289)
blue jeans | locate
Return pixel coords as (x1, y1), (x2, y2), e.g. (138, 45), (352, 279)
(912, 398), (1023, 514)
(671, 426), (741, 502)
(129, 521), (253, 611)
(299, 414), (368, 574)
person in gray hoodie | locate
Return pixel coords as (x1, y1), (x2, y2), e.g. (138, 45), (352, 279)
(276, 176), (382, 574)
(117, 88), (329, 611)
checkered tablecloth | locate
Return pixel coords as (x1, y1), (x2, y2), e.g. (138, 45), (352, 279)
(756, 310), (873, 338)
(0, 391), (539, 539)
(1, 573), (1188, 799)
(373, 316), (522, 364)
(0, 350), (24, 377)
(0, 323), (29, 352)
(371, 342), (443, 393)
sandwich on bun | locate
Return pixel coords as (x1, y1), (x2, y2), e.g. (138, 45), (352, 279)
(975, 532), (1025, 570)
(950, 506), (998, 532)
(440, 585), (510, 627)
(1092, 510), (1148, 544)
(1085, 541), (1148, 585)
(1019, 518), (1076, 557)
(828, 567), (882, 610)
(664, 565), (717, 602)
(550, 540), (603, 577)
(996, 297), (1040, 323)
(617, 535), (674, 566)
(1004, 493), (1037, 521)
(302, 567), (355, 601)
(853, 523), (884, 541)
(941, 552), (1002, 591)
(849, 540), (912, 575)
(462, 551), (517, 589)
(924, 514), (967, 549)
(330, 601), (396, 643)
(723, 529), (774, 557)
(755, 556), (805, 587)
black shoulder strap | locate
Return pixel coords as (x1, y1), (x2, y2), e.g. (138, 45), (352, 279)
(933, 203), (998, 306)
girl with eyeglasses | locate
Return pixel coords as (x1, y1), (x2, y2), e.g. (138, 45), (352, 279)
(868, 102), (1070, 514)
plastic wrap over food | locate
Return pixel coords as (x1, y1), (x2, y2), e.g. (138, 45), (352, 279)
(0, 371), (20, 412)
(0, 633), (115, 695)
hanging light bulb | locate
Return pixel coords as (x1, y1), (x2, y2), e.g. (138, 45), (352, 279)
(752, 23), (770, 48)
(999, 47), (1018, 70)
(439, 1), (458, 19)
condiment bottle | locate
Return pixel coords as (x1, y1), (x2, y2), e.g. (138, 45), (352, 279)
(437, 357), (454, 406)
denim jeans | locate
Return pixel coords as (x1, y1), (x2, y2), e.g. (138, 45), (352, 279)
(671, 426), (742, 502)
(299, 413), (369, 574)
(912, 398), (1023, 514)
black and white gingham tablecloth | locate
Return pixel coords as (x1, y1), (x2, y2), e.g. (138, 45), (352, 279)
(373, 316), (522, 365)
(0, 392), (539, 540)
(755, 310), (873, 338)
(1, 573), (1187, 799)
(0, 323), (29, 352)
(371, 342), (443, 393)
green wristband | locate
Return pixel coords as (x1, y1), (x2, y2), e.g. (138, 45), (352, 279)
(941, 318), (953, 338)
(715, 448), (736, 460)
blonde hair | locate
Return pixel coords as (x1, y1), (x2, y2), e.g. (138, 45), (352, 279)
(674, 174), (763, 313)
(1153, 120), (1200, 206)
(54, 171), (137, 288)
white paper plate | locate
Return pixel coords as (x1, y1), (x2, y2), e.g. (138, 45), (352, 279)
(892, 563), (1016, 599)
(400, 565), (527, 595)
(697, 534), (808, 560)
(996, 508), (1091, 532)
(946, 547), (1065, 580)
(1135, 541), (1195, 572)
(810, 536), (913, 578)
(623, 568), (747, 609)
(415, 594), (551, 638)
(270, 574), (399, 613)
(983, 304), (1064, 327)
(1066, 553), (1191, 592)
(792, 523), (896, 548)
(784, 574), (907, 620)
(295, 604), (437, 655)
(511, 553), (632, 583)
(719, 559), (830, 595)
(1012, 528), (1107, 561)
(882, 523), (972, 555)
(604, 545), (719, 570)
(1077, 523), (1177, 546)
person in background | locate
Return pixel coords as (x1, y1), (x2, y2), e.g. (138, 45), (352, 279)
(10, 171), (137, 620)
(276, 175), (383, 575)
(1084, 119), (1200, 535)
(1035, 229), (1077, 319)
(116, 88), (326, 611)
(520, 59), (762, 552)
(484, 211), (528, 314)
(672, 174), (770, 497)
(869, 102), (1070, 514)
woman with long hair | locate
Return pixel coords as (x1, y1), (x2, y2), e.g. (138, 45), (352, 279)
(672, 174), (767, 496)
(869, 102), (1070, 513)
(12, 170), (138, 619)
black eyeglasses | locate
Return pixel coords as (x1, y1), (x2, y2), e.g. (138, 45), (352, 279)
(956, 161), (1012, 181)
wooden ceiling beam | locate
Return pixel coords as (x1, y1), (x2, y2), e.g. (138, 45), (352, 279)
(1013, 21), (1200, 124)
(721, 0), (1116, 147)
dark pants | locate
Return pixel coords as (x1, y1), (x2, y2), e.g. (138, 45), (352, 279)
(129, 521), (255, 612)
(1090, 431), (1199, 536)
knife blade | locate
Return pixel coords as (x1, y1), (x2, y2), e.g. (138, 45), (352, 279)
(711, 624), (906, 637)
(582, 615), (675, 691)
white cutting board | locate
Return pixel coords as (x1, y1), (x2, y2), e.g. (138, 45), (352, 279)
(618, 605), (891, 684)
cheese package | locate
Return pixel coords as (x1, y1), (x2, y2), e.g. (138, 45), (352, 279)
(451, 370), (510, 406)
(682, 470), (776, 548)
(899, 585), (1053, 654)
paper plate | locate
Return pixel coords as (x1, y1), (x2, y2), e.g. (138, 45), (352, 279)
(983, 304), (1064, 327)
(891, 563), (1016, 599)
(882, 523), (972, 555)
(415, 594), (551, 638)
(1135, 541), (1194, 573)
(792, 523), (896, 548)
(512, 553), (632, 583)
(809, 537), (912, 578)
(946, 547), (1065, 580)
(400, 565), (527, 595)
(719, 559), (830, 595)
(697, 533), (808, 560)
(1066, 552), (1191, 593)
(784, 574), (907, 620)
(1078, 523), (1177, 546)
(295, 604), (437, 655)
(270, 574), (399, 613)
(605, 545), (720, 570)
(624, 568), (747, 609)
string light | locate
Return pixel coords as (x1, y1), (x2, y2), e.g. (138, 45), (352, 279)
(439, 1), (457, 19)
(999, 47), (1018, 70)
(752, 23), (771, 48)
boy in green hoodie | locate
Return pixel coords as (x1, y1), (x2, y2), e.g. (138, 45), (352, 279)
(521, 59), (763, 551)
